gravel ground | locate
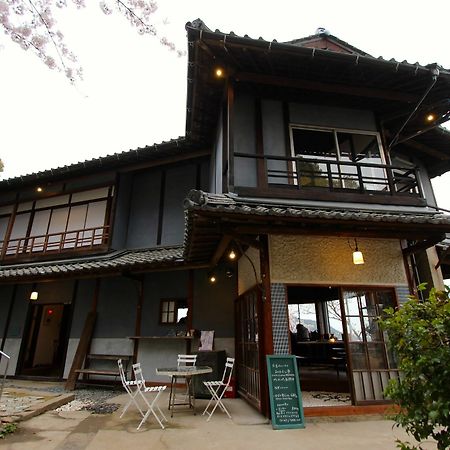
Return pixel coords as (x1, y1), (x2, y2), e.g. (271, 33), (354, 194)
(5, 383), (122, 415)
(56, 387), (122, 414)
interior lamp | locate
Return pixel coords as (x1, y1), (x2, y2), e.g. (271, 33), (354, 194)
(352, 239), (365, 265)
(30, 291), (39, 301)
(215, 67), (224, 78)
(208, 272), (217, 283)
(228, 249), (236, 260)
(426, 113), (436, 122)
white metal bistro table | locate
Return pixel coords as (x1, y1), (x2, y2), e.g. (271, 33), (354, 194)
(156, 366), (212, 416)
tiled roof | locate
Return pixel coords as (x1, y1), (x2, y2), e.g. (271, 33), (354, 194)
(186, 19), (450, 74)
(0, 246), (184, 281)
(0, 137), (205, 190)
(184, 190), (450, 226)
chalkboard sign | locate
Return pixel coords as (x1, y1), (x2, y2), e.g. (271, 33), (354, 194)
(266, 355), (305, 430)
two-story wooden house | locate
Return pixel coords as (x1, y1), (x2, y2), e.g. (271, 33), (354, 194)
(1, 19), (450, 416)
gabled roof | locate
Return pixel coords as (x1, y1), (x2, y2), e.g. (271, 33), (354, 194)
(0, 137), (208, 192)
(286, 31), (371, 56)
(185, 19), (450, 176)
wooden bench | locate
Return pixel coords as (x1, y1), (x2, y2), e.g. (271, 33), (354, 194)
(75, 354), (132, 385)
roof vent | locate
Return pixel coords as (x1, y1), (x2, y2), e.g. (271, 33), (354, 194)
(315, 27), (330, 35)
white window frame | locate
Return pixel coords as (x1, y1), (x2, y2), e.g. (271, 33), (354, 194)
(288, 125), (386, 189)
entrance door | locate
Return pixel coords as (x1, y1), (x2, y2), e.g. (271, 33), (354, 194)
(341, 288), (400, 404)
(20, 303), (70, 377)
(235, 286), (264, 411)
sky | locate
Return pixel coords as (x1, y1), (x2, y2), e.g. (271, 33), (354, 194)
(1, 0), (449, 208)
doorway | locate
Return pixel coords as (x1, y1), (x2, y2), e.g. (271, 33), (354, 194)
(19, 303), (70, 378)
(287, 285), (400, 405)
(288, 286), (350, 396)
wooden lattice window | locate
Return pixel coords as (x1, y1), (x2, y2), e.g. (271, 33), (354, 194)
(159, 299), (188, 325)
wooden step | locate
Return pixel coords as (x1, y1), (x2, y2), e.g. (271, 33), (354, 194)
(75, 369), (120, 376)
(86, 354), (132, 361)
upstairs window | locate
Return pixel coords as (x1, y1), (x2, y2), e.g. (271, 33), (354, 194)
(2, 186), (114, 257)
(290, 126), (386, 191)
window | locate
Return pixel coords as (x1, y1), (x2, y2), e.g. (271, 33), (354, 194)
(3, 186), (113, 257)
(160, 299), (188, 325)
(290, 126), (387, 191)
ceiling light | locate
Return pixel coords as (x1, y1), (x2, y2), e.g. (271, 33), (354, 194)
(215, 67), (224, 78)
(426, 113), (436, 122)
(30, 291), (38, 300)
(228, 249), (236, 260)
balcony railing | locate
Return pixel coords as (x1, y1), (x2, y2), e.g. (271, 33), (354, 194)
(234, 153), (423, 200)
(1, 225), (109, 259)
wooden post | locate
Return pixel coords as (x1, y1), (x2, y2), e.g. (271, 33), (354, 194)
(133, 277), (144, 365)
(64, 278), (100, 390)
(259, 234), (274, 417)
(1, 194), (19, 260)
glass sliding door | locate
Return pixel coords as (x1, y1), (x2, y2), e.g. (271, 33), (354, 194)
(342, 288), (399, 404)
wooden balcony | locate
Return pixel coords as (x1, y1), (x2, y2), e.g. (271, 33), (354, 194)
(1, 225), (109, 261)
(234, 153), (425, 206)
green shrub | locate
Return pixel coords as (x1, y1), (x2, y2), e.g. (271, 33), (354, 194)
(379, 285), (450, 450)
(0, 422), (17, 439)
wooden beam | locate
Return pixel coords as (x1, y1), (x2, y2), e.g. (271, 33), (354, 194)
(210, 234), (233, 266)
(402, 235), (446, 256)
(235, 72), (418, 104)
(401, 139), (449, 160)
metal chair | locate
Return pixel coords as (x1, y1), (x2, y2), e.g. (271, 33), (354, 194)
(202, 357), (235, 421)
(168, 354), (197, 416)
(132, 363), (167, 430)
(117, 359), (144, 419)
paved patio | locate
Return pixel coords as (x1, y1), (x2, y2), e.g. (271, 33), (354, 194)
(1, 383), (437, 450)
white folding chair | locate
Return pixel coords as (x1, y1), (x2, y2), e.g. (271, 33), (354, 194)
(117, 359), (144, 418)
(132, 363), (168, 430)
(168, 354), (197, 416)
(202, 357), (235, 421)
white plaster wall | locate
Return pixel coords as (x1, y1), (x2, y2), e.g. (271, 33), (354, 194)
(0, 338), (21, 376)
(269, 235), (408, 286)
(63, 338), (79, 379)
(238, 247), (261, 295)
(426, 247), (445, 290)
(89, 338), (134, 356)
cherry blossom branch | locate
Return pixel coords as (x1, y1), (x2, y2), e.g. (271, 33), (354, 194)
(27, 0), (68, 73)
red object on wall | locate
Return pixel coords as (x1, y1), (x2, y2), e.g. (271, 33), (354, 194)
(224, 377), (236, 398)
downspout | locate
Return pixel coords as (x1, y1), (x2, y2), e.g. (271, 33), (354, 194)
(388, 66), (440, 149)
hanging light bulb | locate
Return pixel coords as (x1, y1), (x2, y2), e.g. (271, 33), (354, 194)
(352, 239), (365, 265)
(208, 272), (217, 283)
(228, 249), (236, 260)
(30, 291), (39, 300)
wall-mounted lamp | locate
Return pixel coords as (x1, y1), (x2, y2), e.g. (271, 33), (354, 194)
(352, 239), (365, 265)
(30, 291), (39, 301)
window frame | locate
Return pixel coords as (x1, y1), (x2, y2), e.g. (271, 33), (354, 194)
(159, 298), (188, 325)
(288, 124), (387, 190)
(2, 184), (114, 258)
